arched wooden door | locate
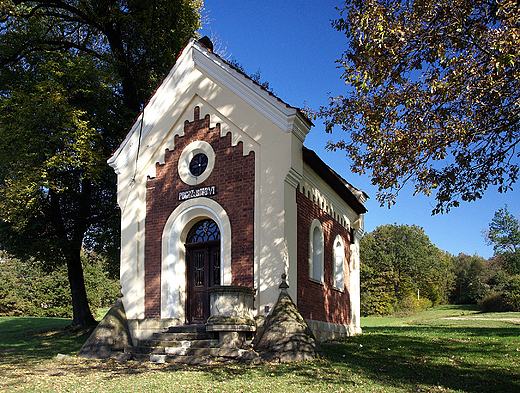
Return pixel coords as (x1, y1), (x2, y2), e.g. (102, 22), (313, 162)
(185, 219), (221, 324)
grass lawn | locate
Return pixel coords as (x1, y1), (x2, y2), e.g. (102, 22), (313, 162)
(0, 305), (519, 392)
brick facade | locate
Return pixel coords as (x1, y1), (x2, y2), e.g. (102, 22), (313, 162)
(296, 190), (352, 325)
(144, 107), (255, 318)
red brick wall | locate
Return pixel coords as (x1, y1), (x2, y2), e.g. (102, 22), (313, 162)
(144, 106), (255, 318)
(296, 190), (352, 325)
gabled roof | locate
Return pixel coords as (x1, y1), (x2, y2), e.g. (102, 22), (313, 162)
(108, 37), (313, 174)
(302, 147), (368, 215)
(107, 37), (367, 215)
(197, 37), (314, 131)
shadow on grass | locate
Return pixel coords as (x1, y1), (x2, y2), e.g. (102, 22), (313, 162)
(1, 316), (519, 392)
(0, 317), (93, 364)
(320, 325), (520, 393)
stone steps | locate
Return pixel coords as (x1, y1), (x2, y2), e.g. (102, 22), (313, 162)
(148, 348), (259, 364)
(125, 339), (220, 354)
(149, 354), (215, 365)
(151, 332), (211, 341)
(165, 325), (206, 333)
(139, 338), (219, 348)
(125, 325), (260, 365)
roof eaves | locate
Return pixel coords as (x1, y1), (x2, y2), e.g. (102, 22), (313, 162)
(108, 37), (198, 167)
(302, 146), (368, 215)
(200, 40), (314, 130)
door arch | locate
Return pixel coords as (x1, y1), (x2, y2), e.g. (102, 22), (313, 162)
(185, 219), (221, 323)
(161, 198), (232, 320)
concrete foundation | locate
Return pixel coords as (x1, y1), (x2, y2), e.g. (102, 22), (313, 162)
(305, 319), (362, 342)
(127, 318), (183, 345)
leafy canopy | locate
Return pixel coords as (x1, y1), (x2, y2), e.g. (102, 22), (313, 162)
(319, 0), (520, 214)
(360, 223), (448, 315)
(450, 253), (489, 304)
(0, 52), (107, 229)
(0, 0), (202, 326)
(1, 0), (203, 114)
(485, 204), (520, 275)
(0, 0), (202, 258)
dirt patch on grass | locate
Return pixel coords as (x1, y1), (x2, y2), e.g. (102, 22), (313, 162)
(439, 338), (471, 343)
(444, 317), (520, 324)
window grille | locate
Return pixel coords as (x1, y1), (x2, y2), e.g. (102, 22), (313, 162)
(186, 219), (221, 243)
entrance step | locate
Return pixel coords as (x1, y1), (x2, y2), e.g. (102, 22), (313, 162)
(152, 332), (211, 341)
(125, 325), (260, 365)
(149, 354), (214, 365)
(127, 339), (219, 353)
(166, 325), (206, 333)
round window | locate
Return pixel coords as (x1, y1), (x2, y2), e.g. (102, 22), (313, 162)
(178, 141), (215, 185)
(189, 153), (209, 177)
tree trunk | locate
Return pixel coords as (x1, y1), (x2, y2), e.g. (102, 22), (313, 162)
(394, 268), (401, 299)
(66, 246), (96, 328)
(50, 184), (96, 328)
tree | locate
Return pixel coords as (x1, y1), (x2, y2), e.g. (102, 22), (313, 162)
(0, 1), (202, 327)
(450, 253), (489, 304)
(0, 250), (119, 317)
(319, 0), (520, 214)
(226, 58), (273, 92)
(486, 204), (520, 254)
(485, 204), (520, 275)
(360, 223), (448, 315)
(503, 274), (520, 311)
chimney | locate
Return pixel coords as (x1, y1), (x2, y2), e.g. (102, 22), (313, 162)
(198, 36), (213, 52)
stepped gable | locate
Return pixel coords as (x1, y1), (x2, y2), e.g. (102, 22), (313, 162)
(254, 276), (324, 362)
(78, 299), (133, 359)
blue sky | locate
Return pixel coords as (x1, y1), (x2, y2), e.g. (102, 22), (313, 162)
(198, 0), (520, 259)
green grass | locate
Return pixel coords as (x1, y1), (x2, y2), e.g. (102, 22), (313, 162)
(1, 305), (519, 392)
(93, 307), (110, 321)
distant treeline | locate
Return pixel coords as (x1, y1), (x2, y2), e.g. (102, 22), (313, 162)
(360, 223), (520, 316)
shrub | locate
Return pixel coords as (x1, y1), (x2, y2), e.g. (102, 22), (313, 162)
(504, 275), (520, 311)
(83, 253), (120, 310)
(0, 254), (31, 316)
(479, 292), (509, 312)
(0, 252), (118, 318)
(395, 295), (433, 316)
(361, 292), (396, 316)
(29, 263), (73, 318)
(478, 275), (520, 312)
(0, 257), (74, 317)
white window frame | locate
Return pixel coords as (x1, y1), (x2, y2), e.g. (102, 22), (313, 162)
(178, 140), (216, 185)
(333, 235), (346, 291)
(309, 219), (324, 283)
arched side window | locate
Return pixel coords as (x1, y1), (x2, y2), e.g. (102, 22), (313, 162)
(309, 219), (324, 283)
(333, 235), (346, 291)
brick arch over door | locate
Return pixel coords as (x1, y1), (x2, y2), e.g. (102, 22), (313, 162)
(160, 198), (232, 320)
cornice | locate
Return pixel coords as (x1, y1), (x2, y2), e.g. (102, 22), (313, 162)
(192, 47), (301, 133)
(285, 167), (303, 189)
(291, 113), (311, 142)
(108, 41), (197, 174)
(302, 165), (358, 227)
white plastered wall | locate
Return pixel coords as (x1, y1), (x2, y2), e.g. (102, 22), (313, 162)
(108, 39), (311, 321)
(350, 227), (363, 334)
